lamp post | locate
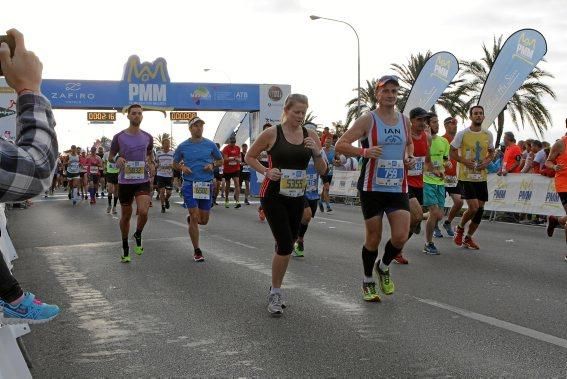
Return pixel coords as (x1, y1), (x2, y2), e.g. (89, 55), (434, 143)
(310, 15), (361, 118)
(203, 68), (232, 84)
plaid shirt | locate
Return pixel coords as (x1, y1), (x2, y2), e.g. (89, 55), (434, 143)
(0, 94), (58, 202)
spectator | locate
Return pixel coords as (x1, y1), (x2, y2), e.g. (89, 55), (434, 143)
(0, 29), (60, 324)
(529, 140), (546, 174)
(335, 154), (358, 171)
(499, 131), (522, 175)
(487, 144), (504, 174)
(320, 126), (331, 146)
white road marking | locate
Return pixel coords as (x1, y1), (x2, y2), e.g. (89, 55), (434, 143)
(163, 220), (257, 249)
(417, 297), (567, 349)
(316, 216), (362, 225)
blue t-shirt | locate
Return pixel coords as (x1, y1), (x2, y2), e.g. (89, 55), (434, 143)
(325, 147), (335, 176)
(174, 138), (222, 183)
(305, 159), (320, 201)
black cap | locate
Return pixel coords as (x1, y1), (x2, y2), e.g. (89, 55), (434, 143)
(409, 107), (429, 119)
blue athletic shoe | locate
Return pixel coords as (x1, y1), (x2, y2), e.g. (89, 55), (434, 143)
(443, 222), (455, 237)
(423, 242), (440, 255)
(433, 226), (443, 238)
(0, 292), (60, 325)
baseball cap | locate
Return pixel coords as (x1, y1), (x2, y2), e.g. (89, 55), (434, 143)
(409, 107), (429, 119)
(444, 116), (456, 124)
(376, 75), (400, 88)
(189, 117), (205, 127)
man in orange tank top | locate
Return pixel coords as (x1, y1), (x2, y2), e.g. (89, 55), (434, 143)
(544, 135), (567, 261)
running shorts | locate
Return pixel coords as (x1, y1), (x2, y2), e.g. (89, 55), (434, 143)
(423, 183), (446, 208)
(106, 173), (119, 184)
(360, 191), (410, 220)
(182, 181), (213, 211)
(408, 185), (424, 205)
(157, 176), (173, 190)
(118, 182), (151, 206)
(261, 193), (304, 255)
(459, 181), (488, 202)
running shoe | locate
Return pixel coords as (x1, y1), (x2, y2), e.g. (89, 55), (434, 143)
(235, 203), (242, 209)
(292, 242), (304, 257)
(318, 201), (324, 213)
(454, 225), (465, 246)
(101, 192), (105, 197)
(412, 221), (421, 235)
(326, 208), (334, 214)
(547, 215), (559, 237)
(72, 199), (77, 206)
(68, 192), (72, 200)
(193, 249), (205, 262)
(267, 292), (283, 316)
(96, 192), (99, 198)
(245, 200), (250, 205)
(443, 222), (455, 237)
(149, 201), (153, 208)
(463, 236), (480, 250)
(362, 281), (381, 302)
(165, 200), (170, 209)
(433, 226), (443, 238)
(161, 206), (166, 213)
(0, 292), (60, 325)
(112, 207), (117, 215)
(375, 263), (395, 295)
(134, 246), (144, 256)
(423, 242), (440, 255)
(106, 206), (111, 213)
(225, 201), (229, 209)
(393, 253), (409, 264)
(121, 255), (131, 263)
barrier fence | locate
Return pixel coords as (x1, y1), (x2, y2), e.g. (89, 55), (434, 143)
(329, 172), (566, 217)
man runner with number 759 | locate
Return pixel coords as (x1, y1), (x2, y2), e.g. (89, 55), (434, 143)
(173, 117), (224, 262)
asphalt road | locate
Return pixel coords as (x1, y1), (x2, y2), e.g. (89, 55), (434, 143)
(6, 190), (567, 377)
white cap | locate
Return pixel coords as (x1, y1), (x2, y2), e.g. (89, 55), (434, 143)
(189, 117), (205, 127)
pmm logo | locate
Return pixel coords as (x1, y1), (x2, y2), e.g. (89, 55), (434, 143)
(434, 57), (450, 78)
(124, 55), (169, 103)
(516, 32), (536, 60)
(493, 178), (507, 200)
(517, 178), (534, 202)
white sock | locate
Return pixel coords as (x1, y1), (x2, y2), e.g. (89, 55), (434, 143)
(270, 287), (281, 295)
(378, 260), (389, 272)
(363, 276), (374, 283)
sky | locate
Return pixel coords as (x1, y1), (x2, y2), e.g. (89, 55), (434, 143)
(5, 0), (567, 150)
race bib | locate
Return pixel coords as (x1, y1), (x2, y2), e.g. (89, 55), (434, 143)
(107, 162), (117, 170)
(279, 169), (307, 197)
(242, 164), (250, 173)
(467, 173), (482, 181)
(408, 157), (425, 176)
(444, 175), (458, 188)
(306, 173), (318, 193)
(228, 160), (238, 166)
(124, 161), (146, 180)
(89, 165), (100, 174)
(376, 159), (404, 187)
(192, 181), (211, 200)
(80, 165), (87, 173)
(68, 161), (80, 174)
(157, 165), (173, 177)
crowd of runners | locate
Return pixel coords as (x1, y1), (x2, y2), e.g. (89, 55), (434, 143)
(21, 77), (567, 319)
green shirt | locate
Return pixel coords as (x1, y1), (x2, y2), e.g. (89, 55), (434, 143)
(424, 135), (450, 185)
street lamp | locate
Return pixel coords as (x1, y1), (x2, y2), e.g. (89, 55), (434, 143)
(203, 68), (232, 83)
(310, 15), (361, 118)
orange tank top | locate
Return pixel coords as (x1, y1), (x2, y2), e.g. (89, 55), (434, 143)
(555, 136), (567, 192)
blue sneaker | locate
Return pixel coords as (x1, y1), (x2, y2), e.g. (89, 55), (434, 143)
(433, 226), (443, 238)
(0, 292), (60, 325)
(423, 242), (440, 255)
(443, 222), (455, 237)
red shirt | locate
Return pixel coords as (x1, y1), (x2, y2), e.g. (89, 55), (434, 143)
(407, 131), (428, 188)
(321, 131), (331, 146)
(222, 145), (241, 174)
(503, 143), (522, 173)
(443, 133), (457, 177)
(86, 155), (102, 175)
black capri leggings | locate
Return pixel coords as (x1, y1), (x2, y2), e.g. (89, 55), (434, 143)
(261, 194), (305, 255)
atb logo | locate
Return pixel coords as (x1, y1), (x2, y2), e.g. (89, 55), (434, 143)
(123, 55), (169, 103)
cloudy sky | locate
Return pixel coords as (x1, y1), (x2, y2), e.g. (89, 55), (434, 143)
(6, 0), (567, 149)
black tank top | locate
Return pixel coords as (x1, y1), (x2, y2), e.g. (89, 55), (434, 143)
(260, 124), (312, 197)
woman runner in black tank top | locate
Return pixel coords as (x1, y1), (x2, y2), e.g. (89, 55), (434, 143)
(245, 94), (327, 316)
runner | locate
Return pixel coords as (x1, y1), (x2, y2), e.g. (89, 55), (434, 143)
(86, 147), (103, 204)
(222, 136), (242, 208)
(103, 149), (119, 214)
(97, 146), (106, 197)
(156, 138), (175, 213)
(293, 122), (328, 258)
(173, 117), (223, 262)
(423, 113), (451, 255)
(245, 94), (327, 316)
(395, 107), (430, 264)
(108, 104), (154, 263)
(437, 117), (462, 237)
(66, 145), (81, 206)
(450, 105), (495, 250)
(335, 75), (415, 302)
(545, 136), (567, 260)
(79, 148), (88, 199)
(319, 137), (336, 214)
(240, 143), (251, 205)
(257, 123), (273, 221)
(212, 142), (222, 206)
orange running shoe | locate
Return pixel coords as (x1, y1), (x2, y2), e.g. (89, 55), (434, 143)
(454, 225), (465, 247)
(463, 236), (480, 250)
(393, 253), (409, 264)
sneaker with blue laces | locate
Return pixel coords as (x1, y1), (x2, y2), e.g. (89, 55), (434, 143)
(433, 226), (443, 238)
(423, 242), (440, 255)
(443, 222), (455, 237)
(0, 292), (60, 325)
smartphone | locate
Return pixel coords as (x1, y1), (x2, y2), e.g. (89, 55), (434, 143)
(0, 34), (16, 76)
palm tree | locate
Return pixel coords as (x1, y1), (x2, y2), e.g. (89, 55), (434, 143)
(154, 133), (175, 150)
(345, 79), (378, 127)
(460, 35), (556, 146)
(332, 121), (348, 138)
(304, 111), (317, 125)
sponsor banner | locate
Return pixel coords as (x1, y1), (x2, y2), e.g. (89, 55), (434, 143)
(479, 29), (547, 130)
(256, 84), (291, 142)
(329, 171), (359, 197)
(403, 51), (459, 117)
(41, 55), (260, 111)
(0, 78), (17, 143)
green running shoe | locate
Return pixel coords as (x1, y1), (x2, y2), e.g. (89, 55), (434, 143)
(292, 242), (304, 257)
(121, 255), (131, 263)
(362, 281), (381, 302)
(375, 263), (395, 295)
(134, 246), (144, 256)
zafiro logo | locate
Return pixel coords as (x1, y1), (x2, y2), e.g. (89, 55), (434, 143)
(434, 57), (450, 79)
(124, 55), (169, 103)
(517, 178), (534, 202)
(516, 32), (536, 61)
